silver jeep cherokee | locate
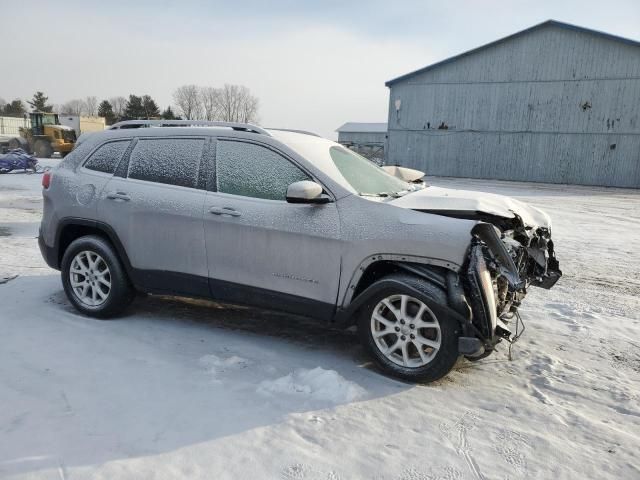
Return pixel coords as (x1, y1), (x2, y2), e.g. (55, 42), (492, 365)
(39, 120), (561, 382)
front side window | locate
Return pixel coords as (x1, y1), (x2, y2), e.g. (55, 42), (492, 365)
(216, 140), (309, 200)
(84, 140), (130, 174)
(128, 138), (205, 188)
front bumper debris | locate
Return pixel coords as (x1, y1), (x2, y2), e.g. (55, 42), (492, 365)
(463, 220), (561, 354)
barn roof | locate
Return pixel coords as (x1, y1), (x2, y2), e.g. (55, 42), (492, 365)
(385, 20), (640, 87)
(336, 122), (387, 133)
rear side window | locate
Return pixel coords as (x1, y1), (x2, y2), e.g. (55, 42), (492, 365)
(128, 138), (205, 188)
(216, 140), (309, 200)
(84, 140), (130, 174)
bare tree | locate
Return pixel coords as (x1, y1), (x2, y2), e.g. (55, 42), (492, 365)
(60, 99), (85, 116)
(109, 96), (127, 119)
(0, 98), (6, 110)
(84, 96), (98, 116)
(240, 92), (259, 124)
(199, 86), (220, 121)
(215, 84), (259, 123)
(173, 85), (202, 120)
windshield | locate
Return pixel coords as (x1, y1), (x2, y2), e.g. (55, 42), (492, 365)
(42, 114), (58, 125)
(329, 146), (413, 197)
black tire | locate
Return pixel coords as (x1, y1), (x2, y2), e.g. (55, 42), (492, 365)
(34, 140), (53, 158)
(357, 273), (461, 383)
(61, 235), (135, 318)
(8, 137), (30, 153)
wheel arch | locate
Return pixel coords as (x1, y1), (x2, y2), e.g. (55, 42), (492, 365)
(336, 256), (475, 335)
(54, 218), (133, 277)
(9, 136), (31, 153)
(340, 254), (459, 310)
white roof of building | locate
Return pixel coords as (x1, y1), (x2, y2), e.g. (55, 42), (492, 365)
(335, 122), (388, 133)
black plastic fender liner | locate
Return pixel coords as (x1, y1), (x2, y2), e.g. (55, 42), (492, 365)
(334, 277), (469, 331)
(387, 263), (472, 326)
(446, 270), (472, 325)
(392, 262), (447, 290)
(471, 222), (523, 289)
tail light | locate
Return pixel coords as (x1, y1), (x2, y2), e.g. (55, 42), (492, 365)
(42, 171), (52, 189)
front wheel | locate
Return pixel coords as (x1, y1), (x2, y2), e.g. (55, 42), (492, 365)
(61, 235), (135, 318)
(357, 275), (460, 383)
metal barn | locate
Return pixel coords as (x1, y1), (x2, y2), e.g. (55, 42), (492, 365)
(385, 20), (640, 188)
(336, 122), (387, 163)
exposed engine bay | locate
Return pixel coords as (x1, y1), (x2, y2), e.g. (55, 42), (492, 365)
(418, 209), (562, 357)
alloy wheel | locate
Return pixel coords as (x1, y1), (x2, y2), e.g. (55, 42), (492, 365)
(370, 294), (442, 368)
(69, 250), (111, 307)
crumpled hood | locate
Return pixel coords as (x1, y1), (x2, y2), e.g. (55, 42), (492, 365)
(389, 186), (552, 229)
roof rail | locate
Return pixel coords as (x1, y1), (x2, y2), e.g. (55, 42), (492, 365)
(108, 120), (270, 136)
(266, 127), (321, 137)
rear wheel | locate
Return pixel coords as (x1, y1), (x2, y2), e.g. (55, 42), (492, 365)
(61, 235), (135, 318)
(8, 137), (30, 153)
(33, 140), (53, 158)
(357, 275), (460, 383)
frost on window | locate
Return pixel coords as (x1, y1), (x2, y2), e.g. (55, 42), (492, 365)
(128, 138), (204, 188)
(216, 141), (309, 200)
(84, 140), (130, 174)
(61, 139), (98, 170)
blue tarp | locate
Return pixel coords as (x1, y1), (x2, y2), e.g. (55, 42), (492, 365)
(0, 149), (38, 173)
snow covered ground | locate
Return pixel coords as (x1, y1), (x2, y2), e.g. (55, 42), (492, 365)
(1, 162), (639, 480)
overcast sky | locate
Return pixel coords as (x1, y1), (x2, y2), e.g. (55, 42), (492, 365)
(2, 0), (639, 138)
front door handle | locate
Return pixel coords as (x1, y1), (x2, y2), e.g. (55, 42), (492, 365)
(209, 206), (241, 217)
(106, 191), (131, 201)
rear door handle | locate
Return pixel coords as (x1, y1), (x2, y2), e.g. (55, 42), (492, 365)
(106, 191), (131, 201)
(209, 206), (241, 217)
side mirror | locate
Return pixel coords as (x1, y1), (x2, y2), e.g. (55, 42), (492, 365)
(286, 180), (331, 204)
(381, 165), (425, 183)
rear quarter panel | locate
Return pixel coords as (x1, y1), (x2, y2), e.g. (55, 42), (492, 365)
(40, 140), (112, 248)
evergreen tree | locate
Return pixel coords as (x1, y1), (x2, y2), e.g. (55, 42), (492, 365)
(161, 106), (178, 120)
(141, 95), (160, 119)
(123, 95), (145, 119)
(3, 99), (26, 116)
(27, 91), (53, 112)
(98, 100), (116, 125)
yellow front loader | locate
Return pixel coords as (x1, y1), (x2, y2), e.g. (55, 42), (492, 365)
(9, 112), (76, 158)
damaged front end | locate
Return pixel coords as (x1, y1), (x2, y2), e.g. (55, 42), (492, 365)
(462, 221), (562, 357)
